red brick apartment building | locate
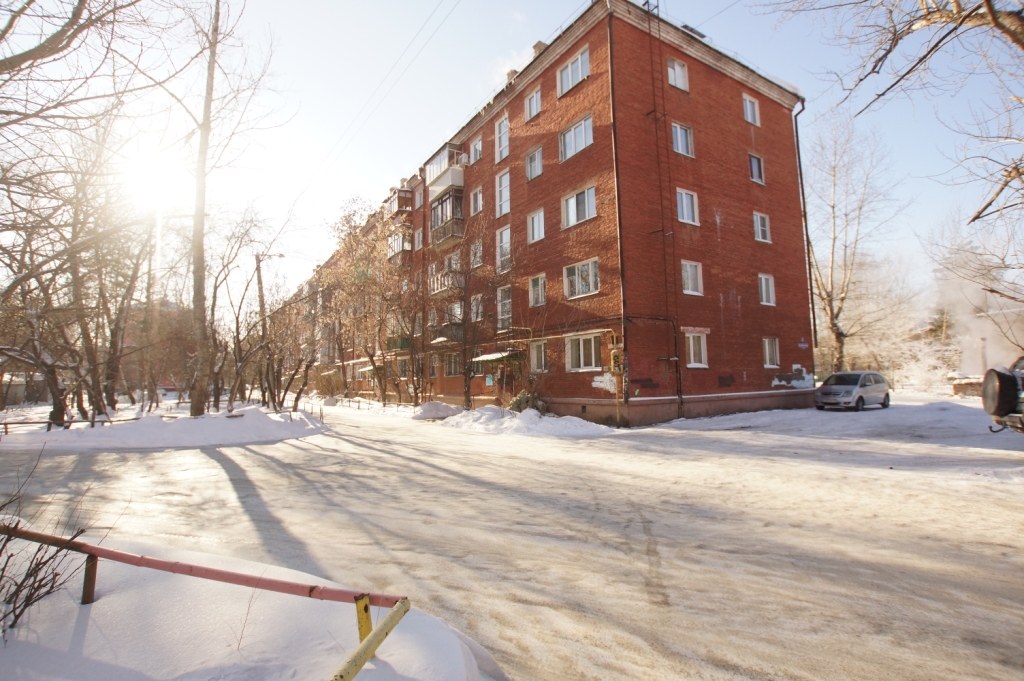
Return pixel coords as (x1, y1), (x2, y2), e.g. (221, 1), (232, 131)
(326, 0), (816, 426)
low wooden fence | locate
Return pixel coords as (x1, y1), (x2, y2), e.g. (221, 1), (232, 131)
(1, 524), (409, 680)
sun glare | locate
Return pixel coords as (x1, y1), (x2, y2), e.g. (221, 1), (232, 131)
(121, 152), (193, 211)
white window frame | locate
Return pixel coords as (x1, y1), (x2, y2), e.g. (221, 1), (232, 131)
(565, 333), (601, 372)
(414, 189), (423, 209)
(445, 352), (463, 377)
(758, 273), (776, 306)
(560, 115), (594, 161)
(525, 88), (541, 120)
(743, 94), (760, 126)
(447, 300), (463, 324)
(495, 116), (510, 162)
(676, 188), (699, 225)
(763, 337), (780, 368)
(749, 154), (765, 184)
(667, 58), (688, 91)
(470, 239), (483, 268)
(497, 285), (512, 331)
(671, 122), (693, 157)
(530, 273), (546, 307)
(496, 226), (511, 273)
(496, 171), (510, 217)
(470, 294), (483, 322)
(414, 228), (423, 251)
(527, 208), (545, 243)
(685, 333), (708, 368)
(681, 260), (703, 296)
(563, 186), (597, 228)
(557, 46), (590, 96)
(470, 137), (483, 164)
(530, 340), (548, 373)
(526, 147), (543, 180)
(470, 187), (483, 216)
(754, 212), (771, 243)
(564, 258), (599, 299)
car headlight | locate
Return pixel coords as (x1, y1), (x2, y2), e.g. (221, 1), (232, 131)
(841, 390), (853, 397)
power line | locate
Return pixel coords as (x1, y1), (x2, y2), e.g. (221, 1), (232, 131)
(696, 0), (743, 28)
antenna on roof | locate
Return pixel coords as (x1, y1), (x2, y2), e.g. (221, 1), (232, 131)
(642, 0), (659, 15)
(681, 24), (706, 39)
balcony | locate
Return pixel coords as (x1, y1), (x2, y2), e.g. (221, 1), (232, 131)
(430, 217), (464, 250)
(428, 323), (464, 344)
(386, 336), (411, 351)
(428, 270), (464, 296)
(386, 188), (413, 221)
(388, 249), (412, 267)
(428, 166), (464, 201)
(426, 143), (465, 201)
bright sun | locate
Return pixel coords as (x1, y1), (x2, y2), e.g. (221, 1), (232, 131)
(120, 151), (193, 211)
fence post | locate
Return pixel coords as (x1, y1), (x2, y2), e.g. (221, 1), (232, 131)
(354, 593), (372, 642)
(81, 554), (98, 604)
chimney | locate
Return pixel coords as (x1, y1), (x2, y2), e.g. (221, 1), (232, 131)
(400, 177), (408, 188)
(507, 69), (518, 84)
(533, 41), (548, 58)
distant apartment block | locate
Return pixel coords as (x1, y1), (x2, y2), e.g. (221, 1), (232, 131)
(319, 0), (816, 425)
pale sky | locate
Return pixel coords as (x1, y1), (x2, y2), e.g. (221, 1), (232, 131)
(200, 0), (984, 291)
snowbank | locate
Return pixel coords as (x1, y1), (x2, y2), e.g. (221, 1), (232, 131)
(2, 536), (508, 681)
(441, 406), (613, 438)
(412, 401), (463, 421)
(0, 405), (324, 450)
(325, 399), (463, 421)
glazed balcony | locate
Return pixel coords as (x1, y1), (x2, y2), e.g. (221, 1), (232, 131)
(386, 188), (413, 221)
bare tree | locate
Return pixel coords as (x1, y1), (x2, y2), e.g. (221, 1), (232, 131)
(807, 114), (906, 372)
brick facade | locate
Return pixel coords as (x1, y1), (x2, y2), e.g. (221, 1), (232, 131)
(329, 0), (815, 425)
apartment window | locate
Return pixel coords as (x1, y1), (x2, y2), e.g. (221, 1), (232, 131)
(560, 116), (593, 160)
(676, 189), (699, 225)
(447, 300), (463, 323)
(445, 251), (460, 272)
(470, 187), (483, 215)
(525, 88), (541, 120)
(671, 123), (693, 157)
(428, 308), (437, 327)
(566, 334), (601, 371)
(397, 358), (409, 378)
(471, 350), (483, 376)
(495, 117), (509, 161)
(763, 337), (780, 368)
(527, 209), (545, 243)
(564, 258), (599, 299)
(429, 354), (438, 378)
(667, 58), (688, 90)
(749, 154), (765, 184)
(470, 137), (483, 163)
(558, 46), (590, 95)
(563, 186), (596, 227)
(470, 240), (483, 268)
(413, 312), (422, 336)
(497, 285), (511, 330)
(445, 352), (463, 377)
(530, 274), (546, 307)
(754, 212), (771, 242)
(758, 274), (776, 306)
(530, 340), (548, 373)
(496, 226), (511, 273)
(681, 260), (703, 295)
(414, 228), (423, 250)
(470, 294), (483, 322)
(686, 333), (707, 368)
(526, 147), (543, 180)
(414, 189), (423, 209)
(743, 95), (760, 126)
(496, 171), (510, 216)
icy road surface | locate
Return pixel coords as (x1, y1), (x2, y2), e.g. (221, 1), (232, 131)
(3, 393), (1023, 679)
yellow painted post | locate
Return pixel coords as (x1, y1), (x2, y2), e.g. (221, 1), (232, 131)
(330, 598), (410, 681)
(354, 593), (372, 642)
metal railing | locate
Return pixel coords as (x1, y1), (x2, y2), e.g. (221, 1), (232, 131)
(428, 270), (464, 295)
(1, 523), (409, 680)
(429, 217), (464, 248)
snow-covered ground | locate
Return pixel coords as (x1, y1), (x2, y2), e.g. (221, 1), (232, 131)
(2, 392), (1023, 679)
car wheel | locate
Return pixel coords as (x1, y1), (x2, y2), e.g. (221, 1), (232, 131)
(853, 397), (864, 412)
(882, 393), (890, 409)
(815, 405), (825, 411)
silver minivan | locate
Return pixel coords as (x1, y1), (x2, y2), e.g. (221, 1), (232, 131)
(814, 372), (890, 411)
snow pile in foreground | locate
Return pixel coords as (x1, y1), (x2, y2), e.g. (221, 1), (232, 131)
(412, 401), (464, 421)
(441, 405), (613, 438)
(3, 536), (508, 681)
(0, 405), (323, 450)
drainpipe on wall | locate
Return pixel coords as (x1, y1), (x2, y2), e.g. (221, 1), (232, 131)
(793, 98), (817, 380)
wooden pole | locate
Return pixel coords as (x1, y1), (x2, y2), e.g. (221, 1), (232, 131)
(81, 554), (97, 604)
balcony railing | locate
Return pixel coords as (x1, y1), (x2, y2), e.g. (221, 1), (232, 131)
(428, 323), (463, 343)
(386, 188), (413, 219)
(387, 249), (412, 267)
(428, 270), (464, 296)
(386, 336), (411, 351)
(430, 218), (464, 250)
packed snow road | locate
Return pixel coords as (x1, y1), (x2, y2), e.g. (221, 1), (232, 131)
(3, 393), (1023, 679)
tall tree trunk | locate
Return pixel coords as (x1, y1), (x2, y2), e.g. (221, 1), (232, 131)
(292, 358), (315, 412)
(43, 368), (67, 426)
(189, 0), (221, 417)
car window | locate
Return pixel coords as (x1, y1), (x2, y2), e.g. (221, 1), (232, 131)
(859, 375), (871, 387)
(873, 374), (886, 386)
(824, 374), (860, 386)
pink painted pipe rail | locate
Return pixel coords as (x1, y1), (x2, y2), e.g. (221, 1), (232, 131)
(1, 524), (405, 608)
